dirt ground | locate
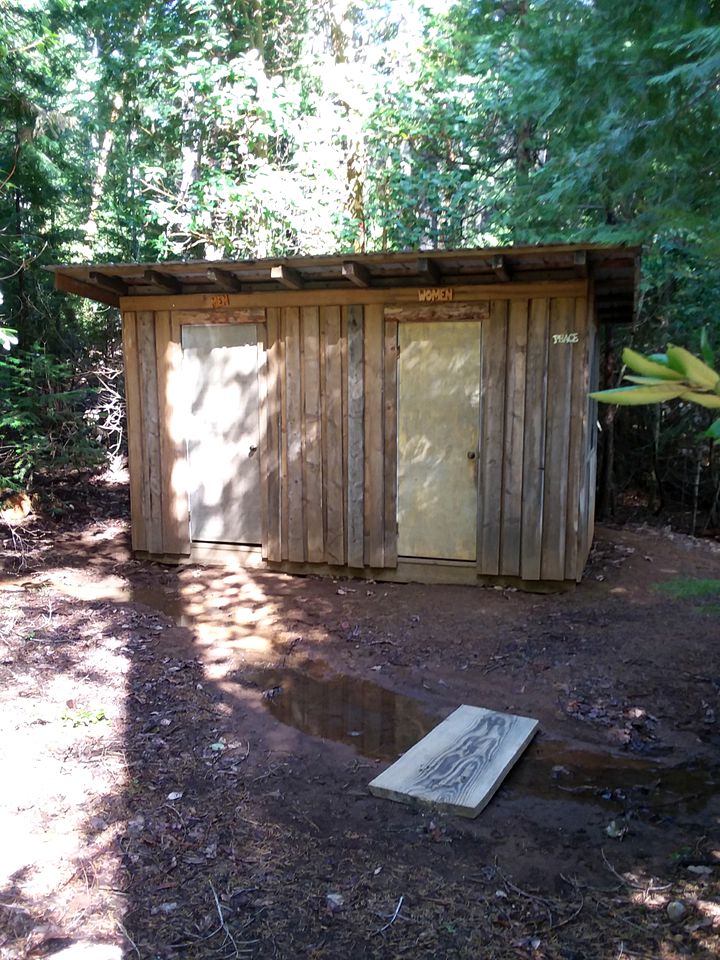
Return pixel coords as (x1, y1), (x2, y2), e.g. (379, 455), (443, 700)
(1, 476), (719, 960)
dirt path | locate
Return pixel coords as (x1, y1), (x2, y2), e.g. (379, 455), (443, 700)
(1, 480), (719, 958)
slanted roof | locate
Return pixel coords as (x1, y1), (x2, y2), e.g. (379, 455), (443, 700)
(47, 242), (640, 324)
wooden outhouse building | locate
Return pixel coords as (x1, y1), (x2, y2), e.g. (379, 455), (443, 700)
(49, 244), (639, 588)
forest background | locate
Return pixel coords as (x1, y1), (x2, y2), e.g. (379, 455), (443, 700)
(1, 0), (719, 529)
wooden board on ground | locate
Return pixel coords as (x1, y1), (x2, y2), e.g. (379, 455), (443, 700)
(368, 704), (538, 818)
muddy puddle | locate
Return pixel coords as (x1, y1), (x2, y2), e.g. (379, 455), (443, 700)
(506, 741), (719, 814)
(244, 663), (719, 812)
(9, 576), (719, 814)
(242, 661), (438, 761)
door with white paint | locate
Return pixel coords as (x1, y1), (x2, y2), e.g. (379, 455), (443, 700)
(397, 321), (481, 560)
(182, 324), (261, 544)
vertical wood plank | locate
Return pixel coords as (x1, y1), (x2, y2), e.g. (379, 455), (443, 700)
(155, 310), (190, 554)
(383, 318), (398, 568)
(284, 306), (305, 562)
(585, 309), (599, 564)
(520, 299), (549, 580)
(541, 298), (575, 580)
(121, 312), (146, 553)
(500, 299), (528, 576)
(136, 310), (163, 554)
(279, 313), (289, 560)
(364, 303), (385, 568)
(346, 304), (365, 568)
(478, 300), (508, 575)
(257, 319), (269, 560)
(302, 306), (324, 562)
(564, 296), (589, 579)
(265, 308), (282, 561)
(322, 305), (345, 565)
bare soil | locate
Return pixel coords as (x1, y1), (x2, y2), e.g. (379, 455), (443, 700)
(1, 476), (719, 959)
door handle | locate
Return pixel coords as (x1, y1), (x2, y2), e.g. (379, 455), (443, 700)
(467, 451), (477, 460)
(249, 444), (258, 457)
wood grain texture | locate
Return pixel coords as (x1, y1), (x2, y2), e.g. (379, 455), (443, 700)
(136, 311), (163, 554)
(577, 296), (598, 576)
(154, 310), (190, 555)
(257, 321), (269, 559)
(500, 299), (528, 576)
(383, 319), (398, 568)
(364, 304), (385, 568)
(121, 312), (146, 553)
(322, 305), (345, 565)
(368, 704), (538, 818)
(302, 306), (324, 562)
(477, 300), (508, 575)
(119, 280), (588, 313)
(346, 305), (365, 568)
(385, 302), (490, 322)
(520, 299), (550, 580)
(170, 308), (265, 325)
(564, 297), (589, 579)
(265, 309), (282, 562)
(283, 307), (305, 562)
(541, 298), (574, 580)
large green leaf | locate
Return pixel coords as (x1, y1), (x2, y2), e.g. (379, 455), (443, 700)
(591, 384), (687, 405)
(666, 346), (720, 390)
(683, 391), (720, 409)
(621, 348), (685, 381)
(704, 419), (720, 440)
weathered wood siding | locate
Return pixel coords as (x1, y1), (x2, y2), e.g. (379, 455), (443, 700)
(123, 283), (597, 583)
(263, 304), (399, 569)
(477, 295), (594, 581)
(122, 309), (190, 557)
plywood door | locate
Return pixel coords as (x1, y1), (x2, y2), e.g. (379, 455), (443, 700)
(182, 324), (261, 544)
(397, 321), (481, 560)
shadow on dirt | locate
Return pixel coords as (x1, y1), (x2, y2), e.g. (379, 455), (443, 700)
(1, 482), (719, 958)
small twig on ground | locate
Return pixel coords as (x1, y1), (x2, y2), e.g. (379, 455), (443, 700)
(209, 879), (240, 958)
(376, 894), (405, 935)
(601, 848), (672, 894)
(117, 919), (141, 958)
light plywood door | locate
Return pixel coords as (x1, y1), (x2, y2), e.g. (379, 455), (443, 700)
(182, 324), (261, 544)
(397, 321), (481, 560)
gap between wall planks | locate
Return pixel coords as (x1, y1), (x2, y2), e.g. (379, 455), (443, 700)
(136, 310), (163, 554)
(321, 305), (345, 566)
(302, 306), (324, 563)
(520, 299), (550, 581)
(154, 310), (190, 555)
(383, 319), (399, 568)
(364, 304), (385, 568)
(564, 296), (590, 579)
(346, 304), (365, 568)
(257, 323), (269, 560)
(500, 299), (529, 577)
(477, 299), (508, 575)
(264, 308), (282, 562)
(541, 298), (575, 581)
(121, 312), (146, 553)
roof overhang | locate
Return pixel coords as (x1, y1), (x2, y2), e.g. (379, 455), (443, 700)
(46, 243), (641, 324)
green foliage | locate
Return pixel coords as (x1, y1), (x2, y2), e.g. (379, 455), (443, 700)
(0, 346), (104, 489)
(592, 344), (720, 435)
(654, 577), (720, 600)
(61, 705), (108, 727)
(654, 577), (720, 615)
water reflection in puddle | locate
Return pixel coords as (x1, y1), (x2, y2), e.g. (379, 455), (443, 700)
(26, 577), (719, 812)
(506, 742), (718, 813)
(244, 661), (437, 761)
